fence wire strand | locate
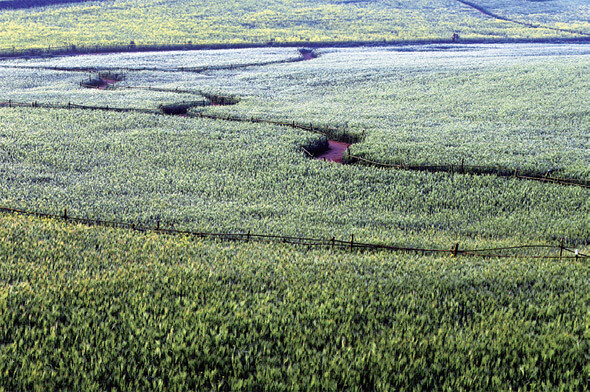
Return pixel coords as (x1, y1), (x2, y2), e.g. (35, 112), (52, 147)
(0, 206), (587, 260)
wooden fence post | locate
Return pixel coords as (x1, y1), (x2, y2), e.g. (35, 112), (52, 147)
(451, 242), (459, 257)
(331, 237), (335, 251)
(247, 230), (250, 243)
(461, 158), (464, 174)
(559, 237), (564, 259)
(156, 220), (160, 230)
(350, 234), (354, 251)
(63, 208), (67, 220)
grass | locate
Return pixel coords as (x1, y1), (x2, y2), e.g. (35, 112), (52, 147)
(0, 24), (588, 391)
(0, 0), (589, 51)
(0, 106), (588, 250)
(1, 213), (588, 391)
(2, 45), (588, 180)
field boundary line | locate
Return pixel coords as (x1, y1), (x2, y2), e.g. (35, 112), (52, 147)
(455, 0), (590, 37)
(346, 153), (590, 189)
(0, 206), (587, 260)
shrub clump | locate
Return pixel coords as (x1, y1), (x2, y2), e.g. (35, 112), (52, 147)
(159, 103), (191, 115)
(80, 77), (105, 89)
(201, 92), (240, 106)
(301, 136), (329, 156)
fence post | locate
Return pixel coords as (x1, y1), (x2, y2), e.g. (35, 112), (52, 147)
(331, 237), (335, 251)
(559, 237), (564, 259)
(156, 220), (160, 230)
(451, 242), (459, 257)
(461, 158), (464, 174)
(350, 234), (354, 251)
(63, 208), (67, 220)
(247, 230), (250, 243)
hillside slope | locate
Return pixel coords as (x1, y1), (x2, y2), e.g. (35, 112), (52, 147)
(0, 0), (589, 51)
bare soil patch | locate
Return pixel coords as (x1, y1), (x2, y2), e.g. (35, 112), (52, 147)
(315, 140), (351, 163)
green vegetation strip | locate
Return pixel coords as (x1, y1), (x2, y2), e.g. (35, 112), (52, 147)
(0, 206), (586, 260)
(1, 0), (589, 52)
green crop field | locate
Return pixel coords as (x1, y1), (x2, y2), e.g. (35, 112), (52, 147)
(0, 0), (589, 51)
(0, 1), (589, 390)
(1, 213), (589, 391)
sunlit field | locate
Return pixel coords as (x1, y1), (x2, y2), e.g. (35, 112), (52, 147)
(0, 13), (588, 390)
(0, 0), (589, 51)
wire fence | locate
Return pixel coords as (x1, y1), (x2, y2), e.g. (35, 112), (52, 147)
(0, 206), (587, 260)
(0, 99), (357, 141)
(346, 153), (590, 189)
(1, 99), (588, 188)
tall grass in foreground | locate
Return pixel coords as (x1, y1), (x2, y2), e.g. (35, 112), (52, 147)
(1, 213), (588, 391)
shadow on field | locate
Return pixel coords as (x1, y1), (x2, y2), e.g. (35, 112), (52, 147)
(0, 0), (103, 10)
